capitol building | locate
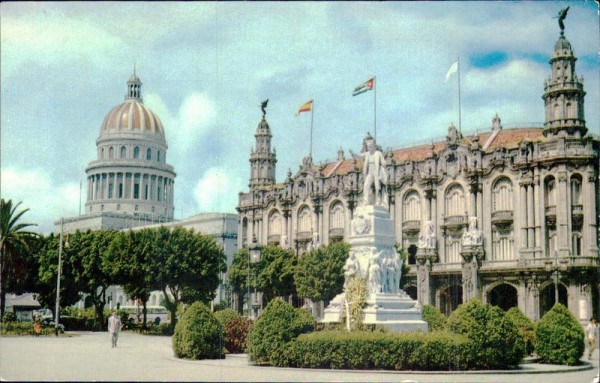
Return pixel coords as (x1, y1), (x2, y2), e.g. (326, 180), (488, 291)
(237, 26), (599, 323)
(57, 72), (237, 309)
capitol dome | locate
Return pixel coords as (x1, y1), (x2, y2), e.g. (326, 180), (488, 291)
(98, 73), (166, 143)
(85, 71), (176, 221)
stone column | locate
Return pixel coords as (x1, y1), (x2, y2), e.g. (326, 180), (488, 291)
(527, 183), (535, 248)
(557, 170), (569, 256)
(585, 174), (599, 257)
(533, 172), (542, 249)
(460, 246), (483, 303)
(469, 188), (476, 219)
(416, 248), (436, 306)
(519, 182), (528, 250)
(130, 172), (135, 199)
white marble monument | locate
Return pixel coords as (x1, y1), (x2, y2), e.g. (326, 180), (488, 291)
(322, 135), (427, 332)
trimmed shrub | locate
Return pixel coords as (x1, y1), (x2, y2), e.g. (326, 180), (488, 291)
(535, 303), (584, 365)
(172, 302), (225, 360)
(421, 304), (447, 332)
(247, 299), (315, 366)
(288, 330), (473, 370)
(214, 308), (252, 354)
(506, 307), (536, 355)
(1, 321), (55, 336)
(446, 299), (525, 369)
(2, 311), (17, 322)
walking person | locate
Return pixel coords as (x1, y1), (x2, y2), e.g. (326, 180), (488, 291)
(586, 317), (598, 360)
(108, 310), (122, 348)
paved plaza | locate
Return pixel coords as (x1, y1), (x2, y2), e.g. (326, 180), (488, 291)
(0, 331), (598, 382)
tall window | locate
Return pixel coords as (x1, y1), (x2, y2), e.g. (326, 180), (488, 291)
(157, 186), (162, 202)
(445, 184), (465, 217)
(403, 190), (421, 221)
(109, 147), (114, 159)
(298, 206), (311, 233)
(134, 184), (139, 199)
(118, 183), (123, 198)
(108, 183), (113, 199)
(134, 146), (140, 159)
(545, 177), (556, 208)
(120, 146), (126, 159)
(570, 175), (581, 206)
(157, 150), (161, 162)
(268, 211), (282, 237)
(492, 177), (513, 212)
(147, 148), (152, 160)
(329, 202), (345, 231)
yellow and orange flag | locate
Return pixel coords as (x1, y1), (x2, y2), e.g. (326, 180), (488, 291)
(296, 99), (313, 116)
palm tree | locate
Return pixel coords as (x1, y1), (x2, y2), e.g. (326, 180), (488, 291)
(0, 199), (38, 317)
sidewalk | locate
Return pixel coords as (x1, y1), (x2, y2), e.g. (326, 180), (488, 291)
(1, 332), (597, 382)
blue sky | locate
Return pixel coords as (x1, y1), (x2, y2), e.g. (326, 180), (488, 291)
(2, 1), (599, 234)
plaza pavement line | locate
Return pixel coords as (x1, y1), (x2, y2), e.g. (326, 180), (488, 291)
(165, 354), (595, 375)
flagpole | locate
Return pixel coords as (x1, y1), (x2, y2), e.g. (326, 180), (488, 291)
(310, 101), (314, 158)
(374, 76), (377, 142)
(458, 57), (462, 133)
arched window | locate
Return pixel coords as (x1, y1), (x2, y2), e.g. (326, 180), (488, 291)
(298, 206), (312, 234)
(268, 210), (282, 239)
(572, 233), (582, 256)
(157, 150), (161, 162)
(445, 184), (465, 217)
(403, 190), (421, 221)
(133, 146), (140, 159)
(109, 147), (114, 159)
(147, 148), (152, 160)
(120, 146), (126, 159)
(101, 148), (105, 159)
(329, 202), (345, 231)
(492, 177), (513, 212)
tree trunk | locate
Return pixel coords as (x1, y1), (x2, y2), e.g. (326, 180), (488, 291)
(162, 287), (178, 333)
(0, 290), (5, 319)
(142, 300), (147, 329)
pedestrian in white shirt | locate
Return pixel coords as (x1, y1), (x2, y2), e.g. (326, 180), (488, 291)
(108, 310), (122, 348)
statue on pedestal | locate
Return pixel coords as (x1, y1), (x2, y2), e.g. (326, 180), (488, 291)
(418, 221), (436, 248)
(350, 133), (388, 206)
(462, 216), (482, 246)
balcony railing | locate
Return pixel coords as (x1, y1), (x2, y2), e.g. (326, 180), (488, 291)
(329, 228), (345, 238)
(402, 220), (421, 232)
(491, 210), (513, 227)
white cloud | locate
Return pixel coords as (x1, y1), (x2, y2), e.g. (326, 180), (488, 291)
(1, 168), (81, 233)
(193, 167), (244, 213)
(145, 91), (216, 154)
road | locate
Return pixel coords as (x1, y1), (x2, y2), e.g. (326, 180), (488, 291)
(1, 332), (597, 382)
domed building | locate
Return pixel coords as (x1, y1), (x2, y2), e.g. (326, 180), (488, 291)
(59, 72), (176, 232)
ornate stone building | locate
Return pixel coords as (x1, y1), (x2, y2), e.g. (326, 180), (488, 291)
(237, 27), (599, 323)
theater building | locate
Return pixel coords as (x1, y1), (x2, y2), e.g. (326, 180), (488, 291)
(237, 26), (599, 323)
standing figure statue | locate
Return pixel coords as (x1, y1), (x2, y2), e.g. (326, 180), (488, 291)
(343, 253), (360, 289)
(350, 133), (388, 206)
(418, 221), (436, 248)
(554, 6), (569, 32)
(367, 256), (383, 294)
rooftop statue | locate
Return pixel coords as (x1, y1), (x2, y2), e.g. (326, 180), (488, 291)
(261, 99), (269, 117)
(350, 133), (388, 206)
(553, 6), (569, 32)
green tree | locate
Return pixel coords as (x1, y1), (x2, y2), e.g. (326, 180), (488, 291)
(535, 303), (585, 365)
(36, 234), (81, 317)
(295, 241), (349, 305)
(256, 245), (297, 302)
(0, 199), (38, 316)
(228, 248), (258, 314)
(108, 229), (154, 327)
(65, 230), (117, 329)
(149, 226), (226, 332)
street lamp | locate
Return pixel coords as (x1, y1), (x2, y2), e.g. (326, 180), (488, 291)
(544, 251), (568, 306)
(248, 235), (262, 319)
(55, 218), (66, 336)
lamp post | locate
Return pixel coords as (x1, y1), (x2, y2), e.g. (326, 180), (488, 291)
(248, 235), (262, 319)
(544, 251), (568, 306)
(55, 218), (64, 336)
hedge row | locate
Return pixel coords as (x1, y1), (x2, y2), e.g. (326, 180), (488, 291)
(1, 322), (55, 336)
(285, 330), (473, 370)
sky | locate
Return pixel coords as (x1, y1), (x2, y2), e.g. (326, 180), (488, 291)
(1, 1), (599, 234)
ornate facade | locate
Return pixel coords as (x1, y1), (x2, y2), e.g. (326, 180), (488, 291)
(237, 27), (599, 323)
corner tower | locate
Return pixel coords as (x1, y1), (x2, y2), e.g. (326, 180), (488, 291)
(249, 115), (277, 189)
(542, 25), (587, 137)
